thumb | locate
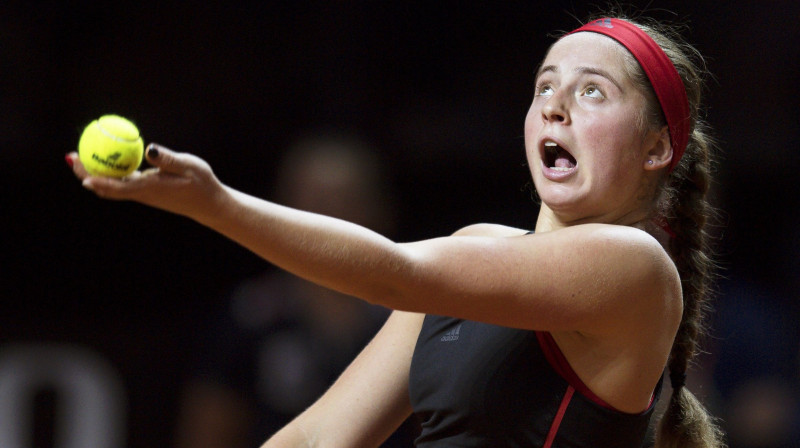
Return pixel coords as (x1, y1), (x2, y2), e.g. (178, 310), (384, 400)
(144, 143), (216, 185)
(145, 143), (187, 174)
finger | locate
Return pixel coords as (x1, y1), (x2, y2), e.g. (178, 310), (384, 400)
(69, 149), (143, 198)
(80, 167), (169, 198)
(65, 152), (90, 179)
(81, 174), (135, 200)
(145, 143), (196, 176)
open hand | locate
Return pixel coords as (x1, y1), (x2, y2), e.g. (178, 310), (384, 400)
(66, 144), (227, 220)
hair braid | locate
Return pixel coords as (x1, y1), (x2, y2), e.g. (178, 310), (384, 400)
(654, 122), (724, 447)
(625, 18), (727, 448)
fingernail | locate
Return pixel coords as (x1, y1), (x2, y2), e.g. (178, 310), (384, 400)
(147, 146), (159, 159)
(65, 154), (74, 168)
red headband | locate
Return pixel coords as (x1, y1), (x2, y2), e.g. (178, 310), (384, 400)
(568, 18), (690, 171)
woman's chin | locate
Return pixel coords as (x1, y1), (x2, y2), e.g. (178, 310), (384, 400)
(536, 187), (593, 219)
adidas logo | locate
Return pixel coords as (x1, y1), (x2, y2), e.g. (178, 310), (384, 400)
(440, 324), (461, 342)
(591, 18), (614, 28)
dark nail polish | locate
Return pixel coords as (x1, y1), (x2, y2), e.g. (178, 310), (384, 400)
(148, 147), (159, 159)
(65, 154), (74, 167)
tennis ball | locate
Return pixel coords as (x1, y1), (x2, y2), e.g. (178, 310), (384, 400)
(78, 114), (144, 177)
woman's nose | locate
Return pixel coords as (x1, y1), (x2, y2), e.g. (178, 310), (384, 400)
(541, 94), (569, 124)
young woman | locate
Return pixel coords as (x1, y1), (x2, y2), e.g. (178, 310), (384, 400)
(67, 15), (724, 448)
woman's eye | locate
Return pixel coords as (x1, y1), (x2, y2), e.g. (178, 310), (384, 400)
(583, 86), (604, 99)
(536, 84), (554, 97)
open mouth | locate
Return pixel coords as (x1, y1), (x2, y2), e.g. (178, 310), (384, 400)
(543, 141), (576, 171)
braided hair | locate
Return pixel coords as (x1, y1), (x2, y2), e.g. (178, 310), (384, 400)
(616, 16), (726, 448)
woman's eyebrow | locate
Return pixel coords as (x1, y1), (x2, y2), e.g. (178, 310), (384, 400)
(535, 64), (623, 91)
(574, 66), (623, 91)
(535, 64), (557, 80)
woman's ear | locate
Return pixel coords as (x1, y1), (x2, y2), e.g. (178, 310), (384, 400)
(644, 125), (672, 170)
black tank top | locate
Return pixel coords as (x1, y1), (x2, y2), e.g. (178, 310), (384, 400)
(408, 315), (660, 447)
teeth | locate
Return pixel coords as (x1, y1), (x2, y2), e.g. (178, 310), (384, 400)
(544, 141), (557, 147)
(551, 166), (572, 172)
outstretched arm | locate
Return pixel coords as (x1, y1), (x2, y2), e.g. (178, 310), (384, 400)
(68, 144), (410, 306)
(67, 145), (678, 334)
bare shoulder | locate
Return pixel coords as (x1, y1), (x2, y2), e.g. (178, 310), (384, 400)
(452, 223), (530, 237)
(517, 223), (681, 324)
(390, 222), (679, 333)
(560, 223), (679, 289)
(542, 223), (675, 267)
(551, 223), (683, 329)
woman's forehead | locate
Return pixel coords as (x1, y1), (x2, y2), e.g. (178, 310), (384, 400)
(541, 32), (630, 74)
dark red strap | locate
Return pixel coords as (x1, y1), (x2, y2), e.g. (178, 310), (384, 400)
(537, 331), (614, 410)
(543, 385), (575, 448)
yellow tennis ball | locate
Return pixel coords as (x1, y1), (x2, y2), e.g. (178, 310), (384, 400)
(78, 114), (144, 177)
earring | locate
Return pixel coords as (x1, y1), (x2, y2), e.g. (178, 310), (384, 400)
(647, 160), (654, 165)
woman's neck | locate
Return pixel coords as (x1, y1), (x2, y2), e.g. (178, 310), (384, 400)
(534, 204), (654, 234)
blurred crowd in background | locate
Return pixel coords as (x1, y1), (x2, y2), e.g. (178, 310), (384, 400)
(1, 2), (798, 447)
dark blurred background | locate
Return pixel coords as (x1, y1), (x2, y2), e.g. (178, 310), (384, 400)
(1, 1), (798, 447)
